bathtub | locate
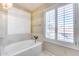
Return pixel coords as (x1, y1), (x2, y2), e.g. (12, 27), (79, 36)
(2, 40), (42, 56)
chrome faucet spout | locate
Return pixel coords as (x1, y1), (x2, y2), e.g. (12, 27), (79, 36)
(34, 36), (38, 43)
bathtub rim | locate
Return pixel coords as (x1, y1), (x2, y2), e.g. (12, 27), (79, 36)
(2, 40), (42, 56)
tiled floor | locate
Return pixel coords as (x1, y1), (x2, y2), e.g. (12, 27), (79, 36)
(40, 50), (55, 56)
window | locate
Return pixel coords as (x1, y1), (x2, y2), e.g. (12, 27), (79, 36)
(45, 10), (55, 39)
(45, 4), (74, 43)
(57, 4), (74, 43)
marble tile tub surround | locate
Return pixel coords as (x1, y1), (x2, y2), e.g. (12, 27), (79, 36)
(3, 33), (32, 46)
(43, 41), (79, 56)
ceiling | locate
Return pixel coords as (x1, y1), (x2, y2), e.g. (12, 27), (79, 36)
(14, 3), (45, 12)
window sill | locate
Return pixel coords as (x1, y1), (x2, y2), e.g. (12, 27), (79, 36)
(45, 39), (79, 51)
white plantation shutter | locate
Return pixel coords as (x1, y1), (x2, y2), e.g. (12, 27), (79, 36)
(57, 4), (74, 43)
(45, 4), (75, 43)
(45, 10), (55, 39)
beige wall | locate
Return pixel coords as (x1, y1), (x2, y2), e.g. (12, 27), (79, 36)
(31, 3), (79, 56)
(31, 3), (55, 41)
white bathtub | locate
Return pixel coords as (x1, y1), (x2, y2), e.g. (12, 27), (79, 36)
(2, 40), (42, 56)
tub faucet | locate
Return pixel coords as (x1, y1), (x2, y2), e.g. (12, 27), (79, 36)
(34, 36), (38, 43)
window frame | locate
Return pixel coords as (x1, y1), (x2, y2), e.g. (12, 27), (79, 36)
(45, 9), (56, 40)
(57, 4), (74, 43)
(44, 3), (78, 48)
